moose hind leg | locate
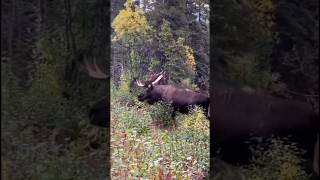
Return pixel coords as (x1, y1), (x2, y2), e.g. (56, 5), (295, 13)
(171, 108), (177, 119)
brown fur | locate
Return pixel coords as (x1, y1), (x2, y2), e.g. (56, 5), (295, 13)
(138, 84), (210, 118)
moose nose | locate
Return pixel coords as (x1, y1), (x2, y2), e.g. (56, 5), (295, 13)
(137, 94), (144, 101)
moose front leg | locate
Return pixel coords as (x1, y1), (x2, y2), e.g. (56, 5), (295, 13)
(171, 107), (178, 119)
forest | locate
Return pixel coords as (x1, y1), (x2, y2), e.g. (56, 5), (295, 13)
(1, 0), (319, 179)
(2, 0), (109, 179)
(110, 0), (210, 178)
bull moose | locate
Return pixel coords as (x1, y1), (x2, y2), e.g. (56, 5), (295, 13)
(135, 73), (210, 118)
(83, 62), (318, 176)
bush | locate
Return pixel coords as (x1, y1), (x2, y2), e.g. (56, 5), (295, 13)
(241, 137), (310, 180)
(147, 102), (174, 126)
(181, 78), (198, 91)
(111, 89), (210, 179)
(212, 137), (311, 180)
(112, 74), (140, 107)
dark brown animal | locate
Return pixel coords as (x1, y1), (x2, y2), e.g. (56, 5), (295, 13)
(212, 82), (319, 176)
(82, 62), (318, 176)
(136, 74), (210, 118)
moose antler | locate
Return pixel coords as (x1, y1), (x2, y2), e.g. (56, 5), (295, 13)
(152, 74), (163, 85)
(153, 70), (164, 76)
(83, 58), (109, 79)
(135, 70), (165, 87)
(136, 80), (145, 87)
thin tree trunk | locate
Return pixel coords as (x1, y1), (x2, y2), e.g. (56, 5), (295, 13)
(7, 0), (15, 60)
(64, 0), (77, 55)
(64, 0), (70, 50)
(128, 45), (133, 77)
(36, 0), (43, 63)
(198, 3), (201, 22)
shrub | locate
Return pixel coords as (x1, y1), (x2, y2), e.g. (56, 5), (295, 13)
(240, 137), (310, 180)
(111, 90), (210, 179)
(147, 102), (174, 126)
(212, 137), (311, 180)
(112, 74), (140, 108)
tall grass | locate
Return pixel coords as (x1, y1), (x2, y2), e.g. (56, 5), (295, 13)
(111, 83), (210, 179)
(212, 137), (311, 180)
(111, 82), (311, 179)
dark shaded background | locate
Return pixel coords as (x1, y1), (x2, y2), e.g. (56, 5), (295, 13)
(1, 0), (318, 179)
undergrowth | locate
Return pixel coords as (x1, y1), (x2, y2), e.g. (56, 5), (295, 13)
(111, 83), (210, 179)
